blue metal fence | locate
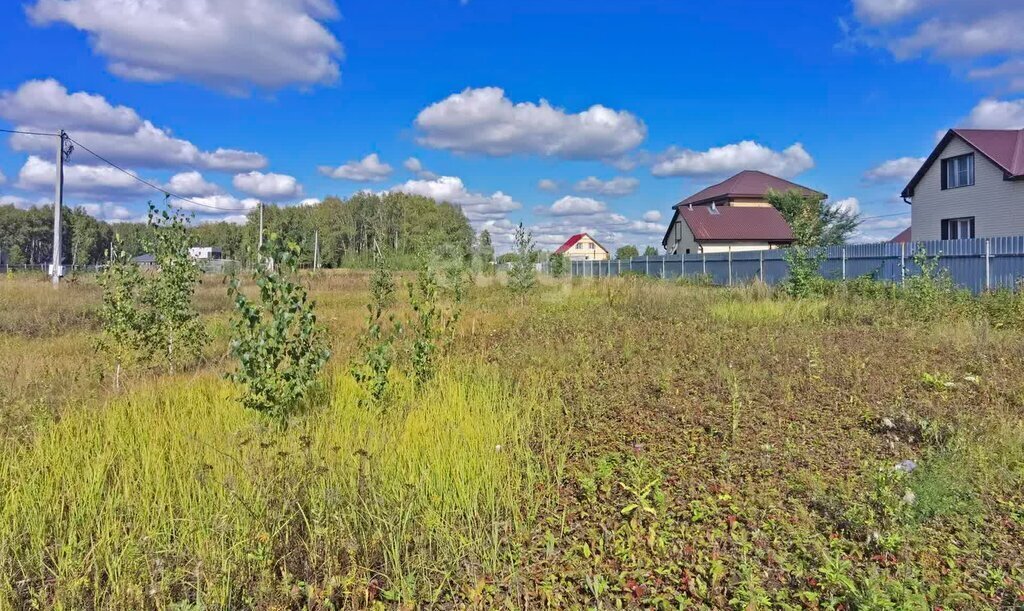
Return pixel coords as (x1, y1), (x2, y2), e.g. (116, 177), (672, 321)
(563, 236), (1024, 294)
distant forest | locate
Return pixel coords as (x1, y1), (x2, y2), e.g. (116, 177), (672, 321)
(0, 192), (479, 269)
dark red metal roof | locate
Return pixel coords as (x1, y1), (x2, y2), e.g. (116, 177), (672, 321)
(890, 227), (911, 243)
(677, 205), (794, 242)
(554, 233), (585, 254)
(554, 232), (607, 254)
(902, 129), (1024, 198)
(676, 170), (825, 208)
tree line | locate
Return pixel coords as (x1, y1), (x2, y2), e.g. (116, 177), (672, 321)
(1, 191), (480, 269)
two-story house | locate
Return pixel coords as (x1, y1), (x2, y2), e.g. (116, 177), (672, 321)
(901, 129), (1024, 241)
(553, 233), (609, 261)
(662, 170), (822, 254)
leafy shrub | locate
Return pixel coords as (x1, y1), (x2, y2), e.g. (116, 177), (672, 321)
(351, 253), (400, 404)
(507, 223), (537, 298)
(549, 253), (568, 278)
(979, 282), (1024, 330)
(96, 242), (146, 390)
(228, 235), (331, 425)
(676, 272), (714, 287)
(407, 263), (463, 388)
(783, 245), (825, 298)
(97, 205), (207, 384)
(139, 205), (208, 371)
(902, 247), (975, 322)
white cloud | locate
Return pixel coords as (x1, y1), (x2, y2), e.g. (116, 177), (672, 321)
(0, 169), (5, 185)
(79, 202), (135, 221)
(963, 98), (1024, 129)
(319, 153), (394, 182)
(548, 196), (607, 216)
(537, 178), (560, 192)
(833, 197), (861, 215)
(164, 171), (222, 197)
(17, 155), (149, 198)
(389, 175), (521, 221)
(0, 78), (140, 134)
(178, 195), (260, 214)
(403, 157), (438, 180)
(864, 156), (925, 182)
(298, 197), (321, 207)
(1, 80), (267, 172)
(0, 194), (49, 209)
(969, 60), (1024, 92)
(642, 210), (662, 222)
(849, 1), (1024, 89)
(26, 0), (343, 92)
(574, 176), (639, 197)
(651, 141), (814, 178)
(232, 171), (303, 200)
(850, 214), (911, 244)
(414, 86), (646, 160)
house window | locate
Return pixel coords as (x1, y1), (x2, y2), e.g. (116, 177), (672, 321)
(942, 153), (974, 189)
(941, 217), (975, 240)
(575, 243), (583, 249)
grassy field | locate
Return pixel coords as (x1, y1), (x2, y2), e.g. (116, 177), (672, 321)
(1, 271), (1023, 608)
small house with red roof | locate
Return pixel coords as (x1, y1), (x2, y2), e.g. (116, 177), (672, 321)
(662, 170), (824, 254)
(553, 232), (609, 261)
(901, 128), (1024, 241)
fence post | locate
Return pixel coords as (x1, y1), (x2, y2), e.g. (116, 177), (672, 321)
(702, 253), (707, 276)
(645, 256), (649, 276)
(681, 253), (685, 278)
(985, 239), (991, 291)
(727, 247), (733, 286)
(842, 247), (847, 281)
(759, 249), (764, 283)
(900, 242), (906, 286)
(661, 256), (666, 279)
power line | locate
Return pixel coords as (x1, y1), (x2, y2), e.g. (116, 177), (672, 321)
(0, 127), (61, 137)
(64, 134), (253, 212)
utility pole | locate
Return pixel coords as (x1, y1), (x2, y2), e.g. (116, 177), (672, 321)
(51, 130), (66, 287)
(313, 229), (320, 270)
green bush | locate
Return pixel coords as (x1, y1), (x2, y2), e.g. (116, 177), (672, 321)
(227, 236), (331, 426)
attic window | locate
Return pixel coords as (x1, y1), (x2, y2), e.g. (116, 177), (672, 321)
(942, 153), (974, 190)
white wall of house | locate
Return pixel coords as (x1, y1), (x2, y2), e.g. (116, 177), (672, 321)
(699, 242), (777, 253)
(564, 234), (609, 261)
(911, 137), (1024, 241)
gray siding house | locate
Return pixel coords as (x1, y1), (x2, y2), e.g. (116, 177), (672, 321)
(902, 129), (1024, 241)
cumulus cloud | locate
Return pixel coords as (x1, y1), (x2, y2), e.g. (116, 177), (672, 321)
(548, 196), (607, 216)
(164, 171), (223, 197)
(17, 155), (149, 198)
(0, 80), (267, 172)
(0, 169), (5, 185)
(79, 202), (135, 222)
(389, 175), (520, 221)
(403, 157), (438, 180)
(414, 87), (646, 160)
(26, 0), (343, 92)
(848, 1), (1024, 89)
(319, 153), (394, 182)
(0, 194), (49, 209)
(177, 195), (260, 214)
(963, 98), (1024, 129)
(537, 179), (560, 192)
(864, 157), (925, 182)
(833, 197), (861, 215)
(574, 176), (639, 197)
(232, 171), (303, 200)
(298, 197), (321, 207)
(850, 214), (911, 243)
(651, 141), (814, 178)
(642, 210), (662, 222)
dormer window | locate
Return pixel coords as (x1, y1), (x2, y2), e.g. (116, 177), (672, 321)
(942, 153), (974, 189)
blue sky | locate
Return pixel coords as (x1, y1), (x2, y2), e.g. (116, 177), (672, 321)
(1, 0), (1022, 250)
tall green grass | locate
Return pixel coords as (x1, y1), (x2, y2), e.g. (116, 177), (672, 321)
(0, 362), (560, 608)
